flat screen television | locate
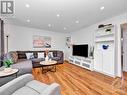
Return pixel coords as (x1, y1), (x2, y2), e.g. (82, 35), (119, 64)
(73, 44), (88, 57)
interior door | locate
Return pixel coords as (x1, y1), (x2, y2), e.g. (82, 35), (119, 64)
(94, 44), (103, 72)
(123, 31), (127, 72)
(103, 43), (114, 76)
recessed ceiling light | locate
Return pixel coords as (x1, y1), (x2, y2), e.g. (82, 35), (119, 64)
(64, 27), (67, 30)
(100, 6), (104, 10)
(27, 19), (30, 22)
(75, 20), (79, 24)
(48, 24), (51, 27)
(25, 4), (30, 8)
(57, 14), (60, 18)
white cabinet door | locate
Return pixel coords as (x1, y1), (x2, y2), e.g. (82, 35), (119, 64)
(94, 49), (103, 72)
(102, 49), (114, 76)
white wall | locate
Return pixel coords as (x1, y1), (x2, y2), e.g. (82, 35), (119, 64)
(3, 12), (127, 77)
(69, 12), (127, 77)
(123, 28), (127, 72)
(4, 24), (67, 56)
(71, 12), (127, 45)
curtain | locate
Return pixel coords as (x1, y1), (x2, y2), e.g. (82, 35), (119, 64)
(0, 19), (4, 66)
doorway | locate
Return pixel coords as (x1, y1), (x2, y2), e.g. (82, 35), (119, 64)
(121, 23), (127, 73)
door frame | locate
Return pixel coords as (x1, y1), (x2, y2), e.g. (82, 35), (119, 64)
(121, 23), (127, 72)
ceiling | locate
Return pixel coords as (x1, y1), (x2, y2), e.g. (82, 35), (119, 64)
(5, 0), (127, 32)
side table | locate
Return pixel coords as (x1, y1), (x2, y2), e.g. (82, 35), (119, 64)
(0, 68), (19, 78)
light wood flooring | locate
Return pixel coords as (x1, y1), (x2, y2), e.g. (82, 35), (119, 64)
(32, 62), (127, 95)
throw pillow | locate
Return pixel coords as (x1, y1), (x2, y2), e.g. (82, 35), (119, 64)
(9, 51), (18, 63)
(26, 53), (33, 59)
(48, 52), (53, 58)
(38, 52), (44, 58)
(30, 55), (34, 59)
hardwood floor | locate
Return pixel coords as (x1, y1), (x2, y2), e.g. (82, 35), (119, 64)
(32, 62), (127, 95)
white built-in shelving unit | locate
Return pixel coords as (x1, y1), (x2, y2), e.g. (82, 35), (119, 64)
(94, 25), (116, 77)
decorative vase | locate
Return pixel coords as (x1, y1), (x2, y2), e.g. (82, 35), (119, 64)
(45, 56), (49, 61)
(4, 67), (12, 73)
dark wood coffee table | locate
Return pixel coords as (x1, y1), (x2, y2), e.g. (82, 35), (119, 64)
(40, 60), (57, 73)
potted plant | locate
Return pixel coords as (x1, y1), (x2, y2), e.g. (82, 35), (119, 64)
(3, 59), (13, 72)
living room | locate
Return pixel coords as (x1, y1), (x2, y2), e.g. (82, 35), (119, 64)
(0, 0), (127, 95)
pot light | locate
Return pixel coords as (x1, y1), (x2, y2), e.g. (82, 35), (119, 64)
(75, 20), (79, 24)
(57, 14), (60, 18)
(27, 19), (30, 22)
(25, 4), (30, 8)
(48, 24), (51, 27)
(100, 6), (104, 10)
(64, 27), (67, 30)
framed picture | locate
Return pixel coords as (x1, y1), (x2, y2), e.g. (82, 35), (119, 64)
(33, 35), (51, 48)
(66, 36), (71, 48)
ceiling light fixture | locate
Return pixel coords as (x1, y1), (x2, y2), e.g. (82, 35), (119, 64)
(25, 4), (30, 8)
(48, 24), (51, 27)
(64, 27), (67, 30)
(27, 19), (30, 22)
(75, 20), (79, 24)
(57, 14), (60, 18)
(100, 6), (104, 10)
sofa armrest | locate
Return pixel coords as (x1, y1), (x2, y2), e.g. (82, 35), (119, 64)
(12, 60), (32, 76)
(0, 74), (34, 95)
(41, 83), (61, 95)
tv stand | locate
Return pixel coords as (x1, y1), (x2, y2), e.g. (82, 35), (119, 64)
(69, 56), (94, 71)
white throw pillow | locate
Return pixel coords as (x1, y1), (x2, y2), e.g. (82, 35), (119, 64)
(48, 52), (54, 58)
(38, 52), (44, 58)
(26, 53), (33, 59)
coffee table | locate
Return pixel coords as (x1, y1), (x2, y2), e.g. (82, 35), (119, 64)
(0, 68), (19, 78)
(40, 60), (57, 73)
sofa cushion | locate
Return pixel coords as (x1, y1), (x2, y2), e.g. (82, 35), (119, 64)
(31, 58), (45, 68)
(52, 51), (57, 57)
(12, 86), (39, 95)
(38, 52), (45, 59)
(26, 80), (48, 93)
(17, 59), (28, 63)
(31, 58), (44, 63)
(52, 57), (60, 61)
(17, 51), (27, 59)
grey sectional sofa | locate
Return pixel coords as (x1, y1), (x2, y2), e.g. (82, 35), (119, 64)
(0, 60), (32, 86)
(0, 74), (61, 95)
(13, 50), (64, 68)
(0, 50), (63, 86)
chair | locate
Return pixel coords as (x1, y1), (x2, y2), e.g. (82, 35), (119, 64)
(0, 74), (61, 95)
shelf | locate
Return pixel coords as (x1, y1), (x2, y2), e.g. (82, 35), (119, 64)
(96, 25), (114, 31)
(95, 40), (114, 43)
(95, 33), (114, 38)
